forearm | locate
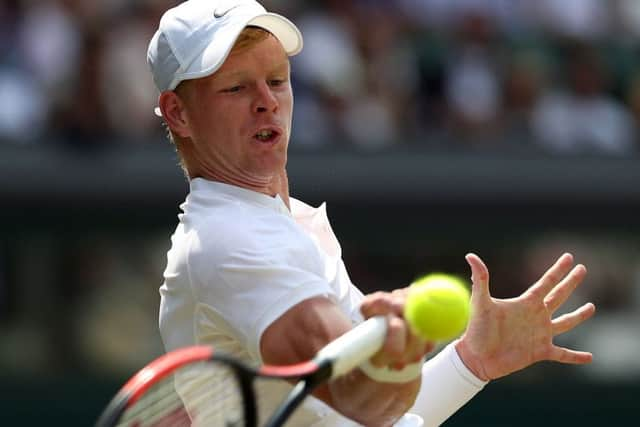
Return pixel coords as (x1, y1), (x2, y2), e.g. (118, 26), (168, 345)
(261, 296), (427, 425)
(410, 342), (488, 427)
(324, 369), (422, 427)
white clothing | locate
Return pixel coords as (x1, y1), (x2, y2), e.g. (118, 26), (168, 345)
(531, 92), (635, 155)
(159, 178), (486, 426)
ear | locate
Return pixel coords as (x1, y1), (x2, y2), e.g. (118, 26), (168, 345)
(158, 91), (191, 138)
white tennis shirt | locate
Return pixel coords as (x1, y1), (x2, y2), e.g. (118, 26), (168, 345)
(159, 178), (487, 426)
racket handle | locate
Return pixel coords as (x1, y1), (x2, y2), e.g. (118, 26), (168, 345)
(315, 316), (387, 378)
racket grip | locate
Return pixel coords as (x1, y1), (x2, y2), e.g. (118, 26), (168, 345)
(315, 316), (387, 379)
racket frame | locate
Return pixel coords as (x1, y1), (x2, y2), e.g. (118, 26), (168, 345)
(95, 347), (258, 427)
(96, 316), (388, 427)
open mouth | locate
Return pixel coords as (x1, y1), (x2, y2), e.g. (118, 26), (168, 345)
(254, 129), (280, 143)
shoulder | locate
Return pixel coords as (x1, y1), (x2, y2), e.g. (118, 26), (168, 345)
(190, 200), (312, 260)
(181, 195), (324, 285)
(181, 184), (301, 253)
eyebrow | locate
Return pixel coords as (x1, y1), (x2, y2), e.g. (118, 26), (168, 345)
(213, 60), (290, 82)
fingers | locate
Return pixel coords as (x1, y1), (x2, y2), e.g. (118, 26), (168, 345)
(548, 345), (593, 365)
(547, 302), (595, 365)
(369, 314), (431, 368)
(544, 263), (587, 313)
(361, 290), (433, 368)
(527, 253), (574, 299)
(370, 315), (406, 366)
(552, 302), (596, 335)
(465, 253), (491, 303)
(360, 290), (405, 319)
(360, 291), (404, 367)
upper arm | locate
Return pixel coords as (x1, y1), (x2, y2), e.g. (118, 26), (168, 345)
(188, 213), (337, 360)
(259, 296), (354, 407)
(259, 296), (353, 365)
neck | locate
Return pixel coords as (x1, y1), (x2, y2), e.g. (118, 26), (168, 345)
(191, 168), (290, 209)
(268, 169), (290, 209)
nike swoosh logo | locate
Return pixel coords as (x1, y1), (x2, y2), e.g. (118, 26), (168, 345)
(214, 5), (240, 18)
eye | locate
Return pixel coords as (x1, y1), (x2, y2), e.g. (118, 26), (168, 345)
(222, 85), (243, 93)
(269, 79), (287, 87)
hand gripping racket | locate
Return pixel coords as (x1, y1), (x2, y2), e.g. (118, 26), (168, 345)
(95, 316), (388, 427)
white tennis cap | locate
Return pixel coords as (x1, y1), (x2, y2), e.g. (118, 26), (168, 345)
(147, 0), (303, 94)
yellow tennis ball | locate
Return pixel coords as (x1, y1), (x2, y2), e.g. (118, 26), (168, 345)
(404, 273), (471, 341)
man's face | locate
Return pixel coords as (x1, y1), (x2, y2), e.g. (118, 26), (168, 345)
(177, 34), (293, 187)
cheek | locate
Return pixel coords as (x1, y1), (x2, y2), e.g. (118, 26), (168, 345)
(192, 104), (235, 139)
(281, 94), (294, 128)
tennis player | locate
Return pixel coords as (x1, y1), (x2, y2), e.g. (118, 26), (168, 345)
(147, 1), (596, 426)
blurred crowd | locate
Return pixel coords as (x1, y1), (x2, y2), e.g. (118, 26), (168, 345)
(2, 0), (640, 385)
(2, 0), (640, 154)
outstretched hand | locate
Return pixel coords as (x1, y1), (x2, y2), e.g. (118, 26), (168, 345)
(455, 252), (596, 382)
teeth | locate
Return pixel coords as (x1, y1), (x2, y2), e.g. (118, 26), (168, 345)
(256, 130), (273, 140)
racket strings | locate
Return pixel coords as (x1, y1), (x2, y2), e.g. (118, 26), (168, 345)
(117, 376), (191, 427)
(117, 360), (248, 427)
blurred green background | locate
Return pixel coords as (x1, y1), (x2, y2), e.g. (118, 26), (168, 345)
(1, 0), (639, 425)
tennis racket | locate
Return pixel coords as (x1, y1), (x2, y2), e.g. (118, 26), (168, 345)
(95, 316), (388, 427)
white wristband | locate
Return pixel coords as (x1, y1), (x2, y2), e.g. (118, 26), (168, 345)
(359, 359), (423, 383)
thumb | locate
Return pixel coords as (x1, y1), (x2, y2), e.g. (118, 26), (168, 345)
(465, 253), (491, 303)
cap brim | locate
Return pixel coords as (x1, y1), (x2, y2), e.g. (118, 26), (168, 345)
(178, 12), (302, 86)
(248, 13), (303, 56)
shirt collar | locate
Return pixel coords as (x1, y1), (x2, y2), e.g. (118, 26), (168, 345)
(189, 178), (291, 215)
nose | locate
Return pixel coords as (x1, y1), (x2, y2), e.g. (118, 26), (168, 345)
(252, 82), (278, 114)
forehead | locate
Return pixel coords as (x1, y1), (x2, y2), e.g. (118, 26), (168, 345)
(215, 34), (289, 76)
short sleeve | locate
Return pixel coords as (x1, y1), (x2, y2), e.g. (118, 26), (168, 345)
(187, 212), (335, 361)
